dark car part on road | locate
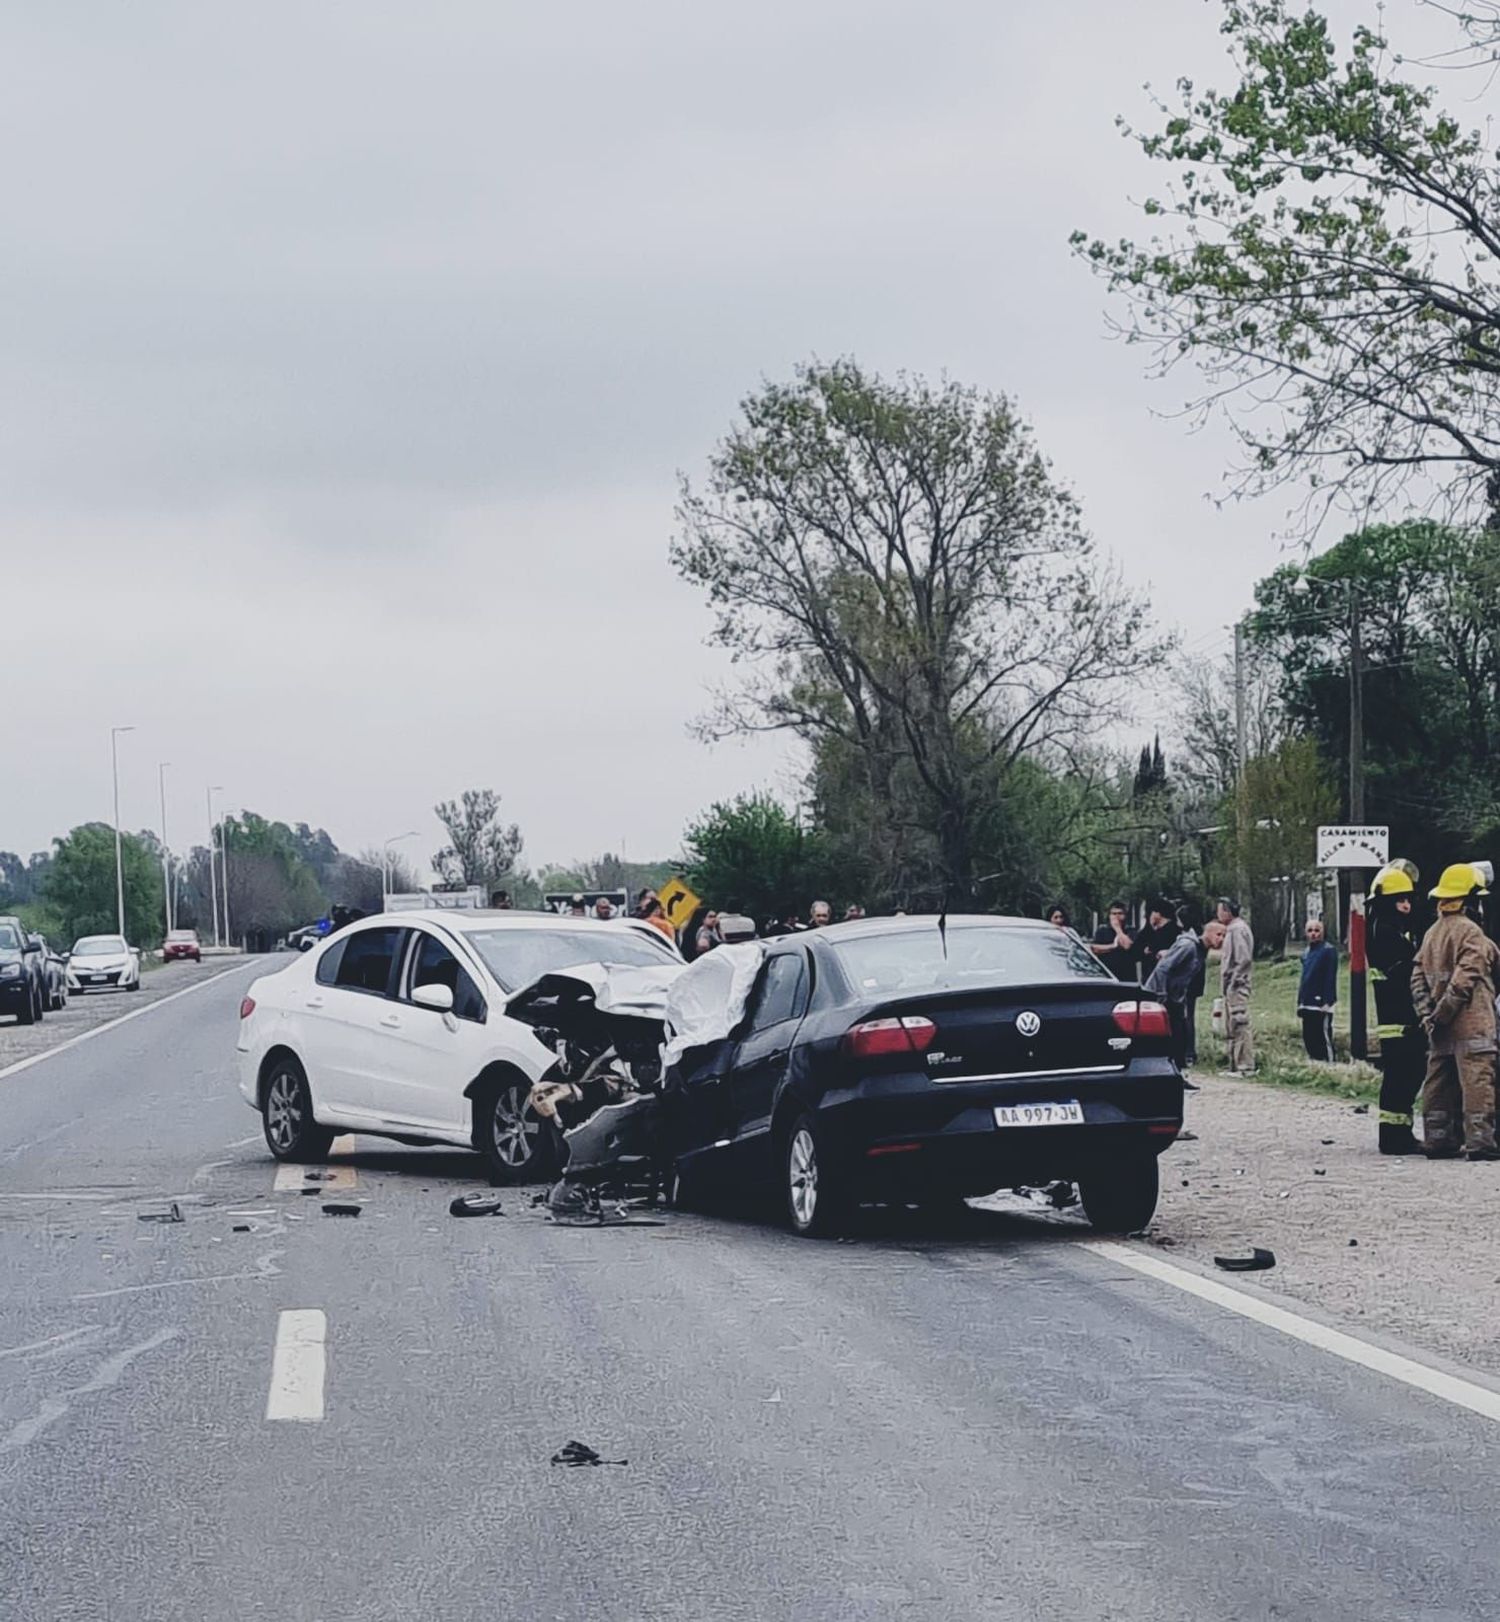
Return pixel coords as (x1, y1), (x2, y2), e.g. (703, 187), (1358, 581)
(138, 1202), (185, 1224)
(551, 1440), (626, 1468)
(321, 1202), (362, 1217)
(1215, 1247), (1277, 1272)
(449, 1192), (506, 1217)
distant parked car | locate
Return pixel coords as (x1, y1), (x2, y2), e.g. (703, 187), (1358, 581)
(162, 929), (202, 964)
(67, 935), (141, 993)
(36, 937), (68, 1011)
(0, 916), (46, 1024)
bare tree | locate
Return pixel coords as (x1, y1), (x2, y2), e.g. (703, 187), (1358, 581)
(432, 790), (523, 892)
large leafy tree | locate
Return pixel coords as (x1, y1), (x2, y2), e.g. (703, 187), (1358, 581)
(1248, 519), (1500, 870)
(1077, 0), (1500, 516)
(674, 359), (1161, 903)
(682, 794), (830, 921)
(44, 823), (166, 947)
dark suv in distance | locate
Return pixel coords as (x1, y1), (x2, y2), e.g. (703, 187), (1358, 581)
(0, 916), (46, 1024)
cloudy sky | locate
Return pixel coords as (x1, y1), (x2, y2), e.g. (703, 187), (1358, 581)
(1, 0), (1447, 875)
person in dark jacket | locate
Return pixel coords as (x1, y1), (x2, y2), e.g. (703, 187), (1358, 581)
(1367, 861), (1424, 1154)
(1132, 900), (1181, 984)
(1296, 918), (1338, 1062)
(1144, 912), (1203, 1071)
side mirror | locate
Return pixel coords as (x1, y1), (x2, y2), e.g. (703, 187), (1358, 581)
(412, 982), (455, 1014)
(25, 937), (41, 954)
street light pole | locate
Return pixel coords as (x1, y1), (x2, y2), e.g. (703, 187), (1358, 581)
(110, 726), (135, 939)
(1233, 620), (1251, 920)
(220, 814), (232, 949)
(158, 762), (173, 937)
(206, 786), (223, 950)
(382, 831), (420, 911)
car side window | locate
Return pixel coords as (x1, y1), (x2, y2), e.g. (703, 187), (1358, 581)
(314, 938), (347, 986)
(330, 927), (404, 996)
(751, 954), (806, 1032)
(407, 932), (486, 1024)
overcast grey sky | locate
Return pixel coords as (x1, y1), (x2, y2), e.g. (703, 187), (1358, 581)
(1, 0), (1444, 874)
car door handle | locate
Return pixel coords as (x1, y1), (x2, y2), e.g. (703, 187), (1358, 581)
(304, 995), (325, 1009)
(379, 1013), (401, 1029)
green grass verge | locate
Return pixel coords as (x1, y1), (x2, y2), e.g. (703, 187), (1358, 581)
(1194, 956), (1383, 1102)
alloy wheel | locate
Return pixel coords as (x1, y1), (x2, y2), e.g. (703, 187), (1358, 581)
(789, 1127), (819, 1228)
(492, 1087), (539, 1168)
(265, 1069), (302, 1154)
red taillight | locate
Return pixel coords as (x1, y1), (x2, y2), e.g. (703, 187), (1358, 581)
(239, 996), (256, 1020)
(842, 1015), (937, 1059)
(1112, 1000), (1172, 1039)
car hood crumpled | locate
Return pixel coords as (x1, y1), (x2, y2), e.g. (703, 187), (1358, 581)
(661, 943), (762, 1068)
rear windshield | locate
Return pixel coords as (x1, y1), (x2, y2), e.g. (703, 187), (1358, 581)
(465, 928), (675, 992)
(168, 931), (197, 942)
(831, 924), (1109, 995)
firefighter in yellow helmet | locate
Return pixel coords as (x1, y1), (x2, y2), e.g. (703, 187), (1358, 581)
(1368, 860), (1424, 1155)
(1412, 863), (1500, 1159)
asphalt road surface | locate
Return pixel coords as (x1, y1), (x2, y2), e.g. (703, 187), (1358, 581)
(4, 959), (1500, 1621)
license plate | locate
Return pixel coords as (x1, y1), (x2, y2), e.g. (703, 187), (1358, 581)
(86, 975), (104, 984)
(994, 1100), (1084, 1128)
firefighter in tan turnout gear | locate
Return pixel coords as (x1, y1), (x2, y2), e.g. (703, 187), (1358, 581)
(1367, 860), (1425, 1156)
(1412, 863), (1500, 1161)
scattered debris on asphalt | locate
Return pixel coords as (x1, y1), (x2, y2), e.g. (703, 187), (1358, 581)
(302, 1171), (334, 1182)
(1214, 1247), (1276, 1272)
(1321, 1138), (1335, 1146)
(231, 1224), (251, 1233)
(551, 1440), (626, 1468)
(1349, 1238), (1359, 1247)
(321, 1202), (362, 1217)
(1352, 1104), (1370, 1115)
(449, 1192), (505, 1218)
(1177, 1130), (1198, 1141)
(138, 1202), (184, 1224)
(546, 1182), (667, 1227)
(1314, 1169), (1327, 1176)
(1043, 1180), (1078, 1210)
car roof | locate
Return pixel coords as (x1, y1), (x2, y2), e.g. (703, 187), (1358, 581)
(361, 908), (655, 935)
(805, 912), (1054, 945)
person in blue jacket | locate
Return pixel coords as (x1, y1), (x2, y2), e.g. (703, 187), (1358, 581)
(1297, 917), (1339, 1062)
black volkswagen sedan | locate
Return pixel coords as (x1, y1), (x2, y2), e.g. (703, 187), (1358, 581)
(671, 914), (1184, 1236)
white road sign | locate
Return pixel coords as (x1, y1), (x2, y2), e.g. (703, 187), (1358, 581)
(1317, 825), (1389, 868)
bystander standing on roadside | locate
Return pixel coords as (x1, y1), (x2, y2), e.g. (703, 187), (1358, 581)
(1182, 909), (1208, 1069)
(1215, 897), (1256, 1074)
(1090, 901), (1136, 982)
(1144, 907), (1203, 1071)
(1132, 899), (1180, 986)
(844, 903), (866, 921)
(1047, 904), (1071, 930)
(1296, 918), (1338, 1062)
(808, 900), (832, 928)
(593, 896), (616, 921)
(568, 894), (588, 917)
(638, 897), (675, 940)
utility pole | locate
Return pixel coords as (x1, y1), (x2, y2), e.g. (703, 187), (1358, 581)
(206, 786), (223, 950)
(220, 817), (231, 949)
(158, 762), (173, 939)
(1347, 581), (1369, 1060)
(1233, 619), (1251, 918)
(110, 726), (135, 939)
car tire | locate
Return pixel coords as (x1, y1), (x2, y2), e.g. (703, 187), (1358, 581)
(783, 1113), (851, 1238)
(16, 988), (36, 1025)
(261, 1056), (334, 1163)
(475, 1075), (556, 1184)
(1078, 1152), (1160, 1234)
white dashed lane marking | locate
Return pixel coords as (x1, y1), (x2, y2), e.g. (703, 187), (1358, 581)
(265, 1309), (326, 1423)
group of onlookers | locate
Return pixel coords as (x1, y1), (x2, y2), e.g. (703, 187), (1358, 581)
(1051, 896), (1257, 1077)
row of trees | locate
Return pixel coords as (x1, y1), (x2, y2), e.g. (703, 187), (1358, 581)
(672, 0), (1500, 941)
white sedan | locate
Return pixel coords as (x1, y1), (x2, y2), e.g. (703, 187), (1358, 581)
(67, 935), (142, 993)
(236, 909), (681, 1181)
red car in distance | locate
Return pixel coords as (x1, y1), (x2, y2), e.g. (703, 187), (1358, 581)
(163, 929), (202, 964)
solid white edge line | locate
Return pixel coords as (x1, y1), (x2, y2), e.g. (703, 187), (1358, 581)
(265, 1308), (327, 1423)
(0, 960), (261, 1083)
(1085, 1240), (1500, 1425)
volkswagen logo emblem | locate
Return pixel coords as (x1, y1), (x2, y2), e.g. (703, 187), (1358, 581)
(1016, 1010), (1042, 1038)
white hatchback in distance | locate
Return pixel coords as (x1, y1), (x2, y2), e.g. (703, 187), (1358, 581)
(67, 935), (142, 993)
(236, 910), (681, 1181)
